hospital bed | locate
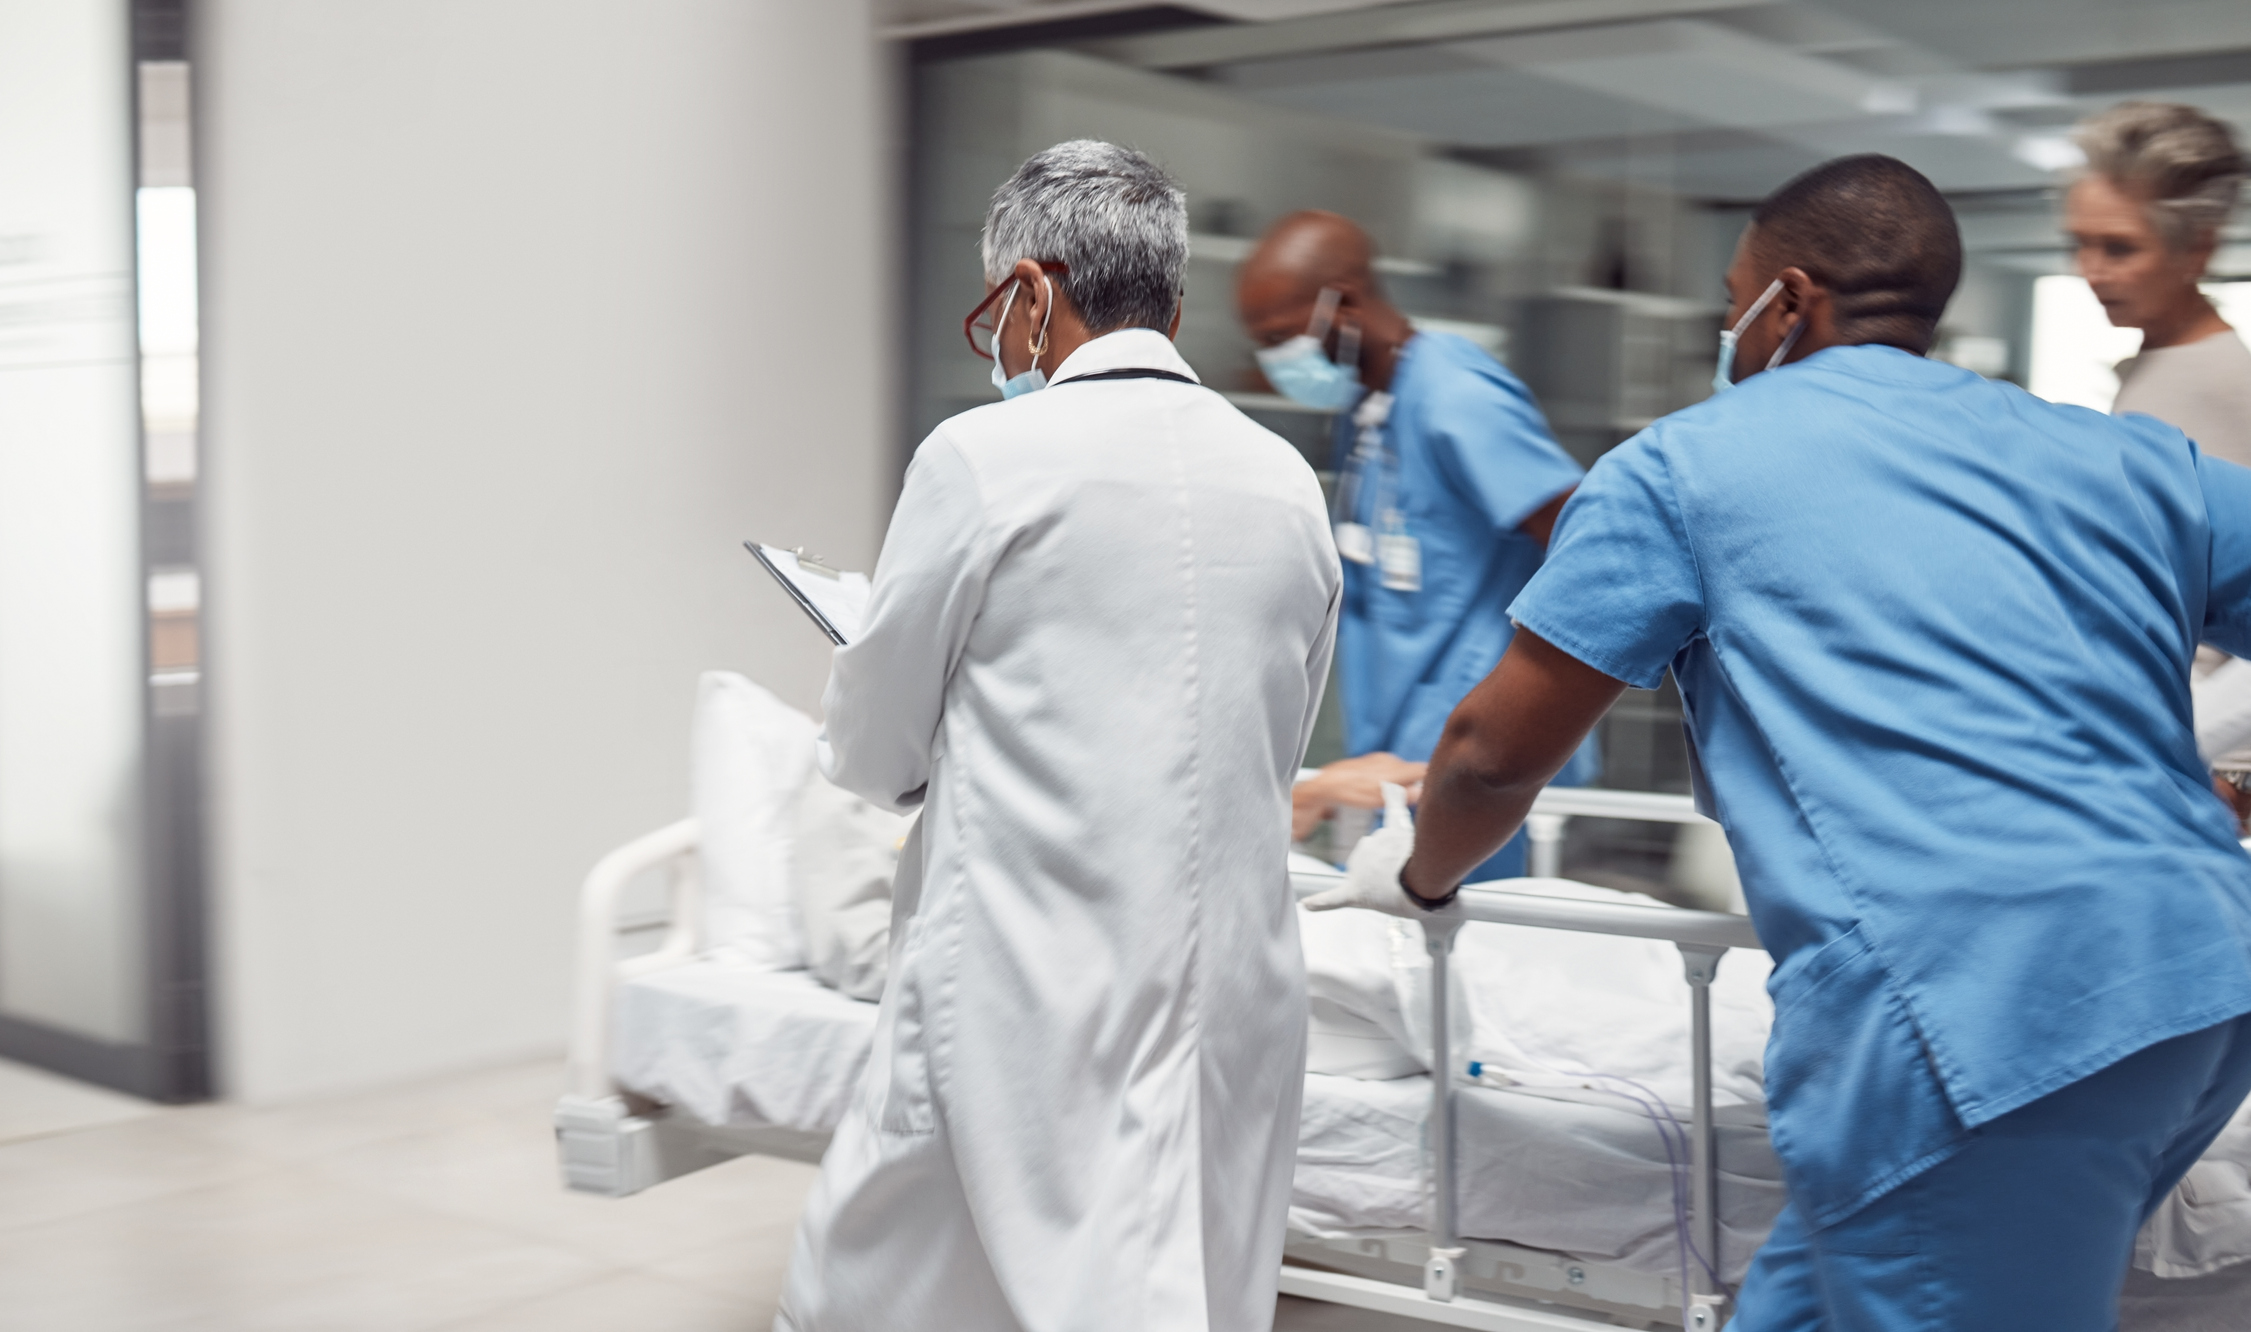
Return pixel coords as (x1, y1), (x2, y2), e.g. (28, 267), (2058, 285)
(555, 786), (1772, 1331)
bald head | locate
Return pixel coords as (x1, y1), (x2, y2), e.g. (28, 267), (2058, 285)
(1238, 210), (1375, 307)
(1236, 210), (1413, 388)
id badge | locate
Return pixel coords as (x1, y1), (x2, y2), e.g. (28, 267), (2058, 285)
(1378, 532), (1421, 591)
(1335, 521), (1374, 565)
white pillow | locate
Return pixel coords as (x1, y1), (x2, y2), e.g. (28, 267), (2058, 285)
(692, 671), (817, 969)
(792, 772), (912, 1001)
(1298, 897), (1424, 1080)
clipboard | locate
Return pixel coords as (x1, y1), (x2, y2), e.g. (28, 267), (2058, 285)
(745, 541), (870, 645)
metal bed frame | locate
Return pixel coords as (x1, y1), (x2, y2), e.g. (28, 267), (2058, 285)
(554, 788), (1765, 1330)
(1279, 788), (1758, 1330)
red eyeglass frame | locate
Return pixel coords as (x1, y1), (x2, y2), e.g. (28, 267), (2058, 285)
(962, 261), (1070, 360)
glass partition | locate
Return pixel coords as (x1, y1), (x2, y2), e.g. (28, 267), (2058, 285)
(0, 0), (148, 1050)
(0, 0), (206, 1100)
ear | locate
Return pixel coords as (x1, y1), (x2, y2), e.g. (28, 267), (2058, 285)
(1775, 265), (1831, 333)
(1775, 266), (1816, 315)
(1010, 257), (1049, 322)
(2181, 230), (2219, 282)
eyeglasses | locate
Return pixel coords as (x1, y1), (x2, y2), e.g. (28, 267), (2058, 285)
(963, 261), (1070, 360)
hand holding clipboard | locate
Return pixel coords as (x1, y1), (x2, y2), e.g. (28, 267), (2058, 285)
(745, 542), (870, 644)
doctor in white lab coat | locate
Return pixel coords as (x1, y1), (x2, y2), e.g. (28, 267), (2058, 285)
(776, 141), (1341, 1332)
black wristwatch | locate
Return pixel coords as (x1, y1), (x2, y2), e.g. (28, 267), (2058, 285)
(1402, 873), (1459, 912)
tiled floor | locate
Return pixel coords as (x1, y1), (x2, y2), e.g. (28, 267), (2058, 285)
(0, 1055), (2239, 1330)
(0, 1058), (164, 1146)
(0, 1060), (808, 1331)
(0, 1058), (1425, 1331)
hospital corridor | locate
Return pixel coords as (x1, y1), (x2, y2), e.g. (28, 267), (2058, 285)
(9, 1), (2251, 1330)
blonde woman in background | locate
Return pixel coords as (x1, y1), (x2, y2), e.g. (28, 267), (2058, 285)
(2068, 103), (2251, 824)
(2067, 101), (2250, 464)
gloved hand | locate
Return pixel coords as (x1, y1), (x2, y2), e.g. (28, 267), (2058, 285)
(1302, 783), (1458, 918)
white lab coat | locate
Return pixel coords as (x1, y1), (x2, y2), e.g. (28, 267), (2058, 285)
(777, 329), (1340, 1332)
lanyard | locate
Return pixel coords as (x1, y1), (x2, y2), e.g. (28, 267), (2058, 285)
(1057, 368), (1198, 386)
(1331, 392), (1391, 533)
(1332, 392), (1419, 591)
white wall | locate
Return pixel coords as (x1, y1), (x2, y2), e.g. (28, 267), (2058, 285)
(197, 0), (896, 1100)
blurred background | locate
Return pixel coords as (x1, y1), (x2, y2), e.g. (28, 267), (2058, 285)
(4, 2), (2248, 1327)
(0, 0), (2245, 1131)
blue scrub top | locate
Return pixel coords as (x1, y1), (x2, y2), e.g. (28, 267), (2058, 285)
(1336, 332), (1585, 764)
(1511, 344), (2251, 1228)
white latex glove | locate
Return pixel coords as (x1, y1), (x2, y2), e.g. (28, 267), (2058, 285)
(1302, 783), (1457, 918)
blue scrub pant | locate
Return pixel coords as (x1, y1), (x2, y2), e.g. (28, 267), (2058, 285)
(1733, 1012), (2251, 1332)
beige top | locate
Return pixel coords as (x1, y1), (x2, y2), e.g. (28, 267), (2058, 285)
(2113, 328), (2251, 469)
(2122, 329), (2251, 767)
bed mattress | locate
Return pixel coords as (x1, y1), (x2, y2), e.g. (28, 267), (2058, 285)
(613, 960), (877, 1134)
(613, 958), (1786, 1283)
(1297, 1072), (1782, 1284)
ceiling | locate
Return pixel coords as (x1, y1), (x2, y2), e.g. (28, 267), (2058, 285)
(885, 0), (2251, 268)
(875, 0), (1422, 36)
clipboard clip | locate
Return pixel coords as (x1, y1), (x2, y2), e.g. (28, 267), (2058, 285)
(791, 547), (841, 579)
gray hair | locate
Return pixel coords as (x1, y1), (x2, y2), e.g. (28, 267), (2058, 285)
(981, 140), (1187, 335)
(2074, 101), (2246, 251)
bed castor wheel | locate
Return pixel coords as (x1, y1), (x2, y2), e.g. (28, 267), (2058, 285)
(1423, 1246), (1464, 1302)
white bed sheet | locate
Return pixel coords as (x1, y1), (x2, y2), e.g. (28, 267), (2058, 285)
(1298, 881), (1774, 1110)
(613, 958), (1784, 1282)
(613, 961), (876, 1134)
(612, 936), (2250, 1285)
(1296, 1072), (1783, 1284)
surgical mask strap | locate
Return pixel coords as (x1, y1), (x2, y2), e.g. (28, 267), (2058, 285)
(1731, 278), (1786, 340)
(1714, 278), (1789, 393)
(1335, 317), (1361, 375)
(994, 282), (1019, 367)
(1766, 317), (1804, 371)
(1306, 286), (1343, 343)
(1027, 275), (1055, 363)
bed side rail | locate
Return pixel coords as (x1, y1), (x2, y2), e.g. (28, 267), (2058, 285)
(1290, 866), (1760, 952)
(567, 816), (702, 1101)
(1286, 786), (1754, 1329)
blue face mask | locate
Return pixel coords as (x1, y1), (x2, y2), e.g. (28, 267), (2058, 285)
(989, 280), (1053, 401)
(992, 360), (1048, 400)
(1712, 278), (1800, 393)
(1256, 287), (1363, 411)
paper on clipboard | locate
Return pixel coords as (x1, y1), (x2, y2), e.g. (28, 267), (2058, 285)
(745, 542), (870, 645)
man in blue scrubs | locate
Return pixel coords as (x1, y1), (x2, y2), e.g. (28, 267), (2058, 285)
(1311, 155), (2251, 1327)
(1238, 212), (1592, 876)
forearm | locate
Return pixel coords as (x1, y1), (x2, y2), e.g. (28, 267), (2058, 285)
(1399, 716), (1557, 901)
(1398, 630), (1626, 901)
(1292, 752), (1426, 841)
(818, 649), (936, 812)
(819, 434), (991, 812)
